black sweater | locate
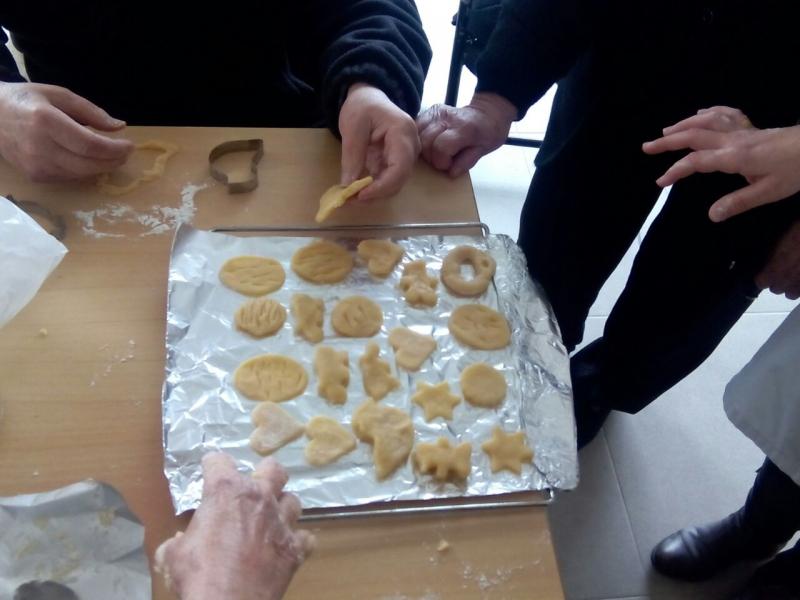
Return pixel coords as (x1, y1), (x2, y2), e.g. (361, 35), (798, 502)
(0, 1), (431, 131)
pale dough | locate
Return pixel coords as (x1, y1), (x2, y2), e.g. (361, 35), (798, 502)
(290, 293), (325, 343)
(304, 416), (357, 466)
(220, 256), (286, 296)
(352, 398), (414, 480)
(315, 176), (373, 223)
(398, 261), (438, 307)
(291, 240), (354, 284)
(235, 298), (286, 338)
(449, 304), (511, 350)
(481, 427), (534, 474)
(441, 245), (496, 297)
(460, 363), (507, 408)
(357, 239), (404, 278)
(413, 438), (472, 482)
(331, 296), (383, 338)
(234, 354), (308, 402)
(359, 343), (400, 401)
(96, 140), (179, 196)
(249, 401), (305, 456)
(411, 381), (461, 421)
(314, 346), (349, 405)
(388, 327), (436, 371)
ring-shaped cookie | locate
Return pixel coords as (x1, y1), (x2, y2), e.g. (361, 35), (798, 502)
(441, 246), (496, 297)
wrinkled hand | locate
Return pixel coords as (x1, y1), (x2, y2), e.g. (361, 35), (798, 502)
(155, 453), (315, 600)
(755, 220), (800, 300)
(417, 92), (516, 177)
(0, 82), (133, 182)
(643, 106), (800, 222)
(338, 83), (420, 202)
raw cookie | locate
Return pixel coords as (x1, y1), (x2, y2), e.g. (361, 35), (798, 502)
(234, 355), (308, 402)
(291, 240), (354, 284)
(449, 304), (511, 350)
(481, 427), (534, 474)
(388, 327), (436, 371)
(304, 416), (357, 466)
(398, 261), (438, 307)
(352, 398), (414, 480)
(413, 437), (472, 482)
(315, 176), (373, 223)
(441, 245), (496, 297)
(220, 256), (286, 296)
(249, 402), (305, 456)
(460, 363), (507, 408)
(359, 343), (400, 401)
(357, 239), (404, 278)
(290, 293), (325, 343)
(235, 298), (286, 338)
(314, 346), (349, 405)
(96, 140), (179, 196)
(331, 296), (383, 338)
(411, 381), (461, 421)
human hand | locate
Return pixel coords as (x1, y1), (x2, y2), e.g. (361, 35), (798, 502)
(643, 107), (800, 222)
(416, 92), (516, 178)
(155, 453), (315, 600)
(755, 220), (800, 300)
(0, 82), (134, 183)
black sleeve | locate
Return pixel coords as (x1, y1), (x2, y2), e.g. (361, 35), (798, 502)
(0, 28), (25, 82)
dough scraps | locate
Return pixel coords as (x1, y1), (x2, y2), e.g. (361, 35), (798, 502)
(398, 260), (438, 307)
(235, 297), (286, 338)
(481, 427), (534, 474)
(352, 398), (414, 480)
(388, 327), (436, 371)
(411, 381), (461, 421)
(304, 416), (357, 466)
(291, 293), (325, 343)
(449, 304), (511, 350)
(96, 140), (179, 196)
(441, 245), (496, 297)
(359, 343), (400, 401)
(314, 346), (349, 405)
(331, 296), (383, 338)
(249, 401), (305, 456)
(357, 239), (404, 278)
(315, 175), (373, 223)
(291, 240), (354, 284)
(413, 437), (472, 482)
(219, 256), (286, 296)
(460, 363), (507, 408)
(234, 354), (308, 402)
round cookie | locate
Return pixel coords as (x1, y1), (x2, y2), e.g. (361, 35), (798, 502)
(460, 363), (507, 408)
(235, 298), (286, 338)
(219, 256), (285, 296)
(234, 354), (308, 402)
(441, 245), (496, 297)
(449, 304), (511, 350)
(331, 296), (383, 338)
(291, 240), (353, 284)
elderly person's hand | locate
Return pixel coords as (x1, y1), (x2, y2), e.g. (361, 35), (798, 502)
(155, 453), (315, 600)
(0, 82), (134, 182)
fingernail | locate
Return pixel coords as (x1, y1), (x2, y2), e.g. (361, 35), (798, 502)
(709, 205), (726, 222)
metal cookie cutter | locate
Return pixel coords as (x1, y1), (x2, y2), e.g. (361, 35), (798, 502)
(208, 139), (264, 194)
(7, 195), (66, 241)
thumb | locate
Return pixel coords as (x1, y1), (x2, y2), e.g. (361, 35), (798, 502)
(47, 86), (126, 131)
(340, 119), (370, 186)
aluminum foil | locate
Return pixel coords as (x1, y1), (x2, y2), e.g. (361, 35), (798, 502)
(0, 481), (150, 599)
(163, 224), (577, 514)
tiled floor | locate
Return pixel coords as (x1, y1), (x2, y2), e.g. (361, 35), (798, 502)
(417, 3), (799, 599)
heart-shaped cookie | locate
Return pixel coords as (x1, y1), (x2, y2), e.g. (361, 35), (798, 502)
(304, 416), (357, 466)
(249, 402), (305, 456)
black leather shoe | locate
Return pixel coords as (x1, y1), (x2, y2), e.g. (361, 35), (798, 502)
(574, 399), (610, 449)
(730, 545), (800, 600)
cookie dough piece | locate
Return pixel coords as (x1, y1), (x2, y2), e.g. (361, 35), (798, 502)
(359, 343), (400, 401)
(234, 355), (308, 402)
(398, 261), (438, 307)
(249, 402), (305, 456)
(449, 304), (511, 350)
(413, 438), (472, 482)
(352, 398), (414, 480)
(357, 239), (404, 278)
(96, 140), (179, 196)
(411, 381), (461, 421)
(481, 427), (534, 474)
(220, 256), (286, 296)
(315, 176), (374, 223)
(304, 416), (357, 466)
(235, 298), (286, 338)
(388, 327), (436, 371)
(460, 363), (507, 408)
(314, 346), (349, 405)
(331, 296), (383, 338)
(290, 293), (325, 343)
(441, 245), (496, 297)
(291, 240), (354, 284)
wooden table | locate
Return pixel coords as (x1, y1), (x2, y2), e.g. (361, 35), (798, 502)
(0, 127), (565, 599)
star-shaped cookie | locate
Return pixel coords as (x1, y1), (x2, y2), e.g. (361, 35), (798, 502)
(481, 427), (534, 474)
(411, 381), (461, 421)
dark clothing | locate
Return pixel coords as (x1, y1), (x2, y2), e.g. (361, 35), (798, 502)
(0, 1), (431, 130)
